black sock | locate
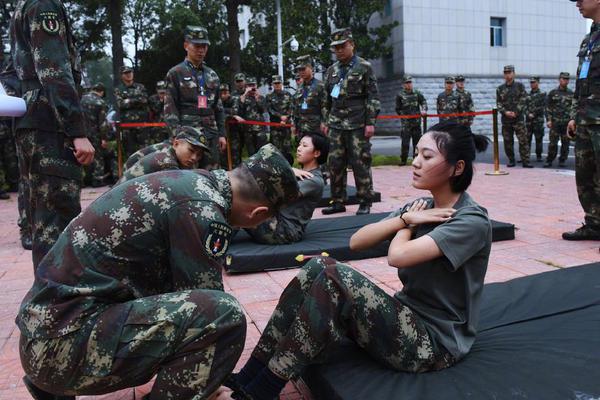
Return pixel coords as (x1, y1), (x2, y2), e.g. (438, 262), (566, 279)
(244, 368), (288, 400)
(236, 356), (266, 387)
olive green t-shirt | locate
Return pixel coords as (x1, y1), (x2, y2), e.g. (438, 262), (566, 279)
(386, 192), (492, 359)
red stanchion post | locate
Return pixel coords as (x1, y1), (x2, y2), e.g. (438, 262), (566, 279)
(485, 108), (508, 176)
(116, 123), (123, 178)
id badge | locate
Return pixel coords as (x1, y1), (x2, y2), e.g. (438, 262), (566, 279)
(198, 95), (208, 109)
(580, 58), (591, 79)
(301, 101), (308, 110)
(331, 84), (341, 99)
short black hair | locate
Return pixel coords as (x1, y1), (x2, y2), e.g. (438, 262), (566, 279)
(301, 132), (330, 165)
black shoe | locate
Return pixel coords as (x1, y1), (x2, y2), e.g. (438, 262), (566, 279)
(21, 234), (32, 250)
(558, 161), (566, 167)
(506, 161), (516, 167)
(90, 180), (105, 188)
(543, 162), (552, 168)
(322, 203), (346, 215)
(536, 156), (543, 162)
(522, 163), (534, 168)
(356, 204), (371, 215)
(562, 225), (600, 241)
(23, 376), (75, 400)
(517, 160), (523, 163)
(0, 190), (9, 200)
(398, 159), (407, 166)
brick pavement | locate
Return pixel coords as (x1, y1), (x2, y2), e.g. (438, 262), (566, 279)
(0, 164), (596, 400)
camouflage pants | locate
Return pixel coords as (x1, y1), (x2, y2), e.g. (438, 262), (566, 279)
(18, 177), (31, 239)
(575, 124), (600, 229)
(547, 122), (570, 163)
(328, 128), (374, 205)
(84, 138), (105, 185)
(502, 122), (530, 163)
(400, 122), (422, 162)
(121, 128), (149, 160)
(0, 135), (19, 191)
(15, 129), (82, 269)
(244, 129), (268, 158)
(245, 216), (302, 245)
(269, 127), (293, 163)
(225, 124), (244, 168)
(251, 257), (454, 380)
(526, 120), (545, 159)
(199, 135), (222, 171)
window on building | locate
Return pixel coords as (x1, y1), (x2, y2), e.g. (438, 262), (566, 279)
(240, 29), (247, 47)
(384, 0), (392, 17)
(490, 17), (506, 47)
(384, 53), (394, 79)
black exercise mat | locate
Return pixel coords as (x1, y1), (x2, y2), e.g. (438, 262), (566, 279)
(302, 263), (600, 400)
(225, 213), (515, 273)
(319, 186), (381, 207)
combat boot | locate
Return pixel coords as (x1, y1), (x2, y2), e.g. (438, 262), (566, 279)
(562, 224), (600, 241)
(356, 203), (371, 215)
(522, 163), (534, 168)
(506, 160), (516, 167)
(558, 160), (567, 167)
(322, 202), (346, 215)
(21, 232), (32, 250)
(23, 376), (75, 400)
(543, 161), (552, 168)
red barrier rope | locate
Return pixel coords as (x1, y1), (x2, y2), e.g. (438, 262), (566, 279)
(227, 119), (293, 128)
(118, 122), (167, 128)
(377, 110), (494, 120)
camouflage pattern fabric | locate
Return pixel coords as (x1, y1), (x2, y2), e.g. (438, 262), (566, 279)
(546, 86), (574, 163)
(114, 82), (150, 157)
(292, 78), (327, 135)
(123, 141), (171, 170)
(0, 121), (19, 191)
(233, 94), (268, 157)
(221, 94), (239, 168)
(10, 0), (86, 268)
(456, 88), (475, 126)
(266, 89), (293, 161)
(244, 216), (302, 245)
(396, 88), (427, 162)
(164, 60), (224, 170)
(323, 55), (380, 130)
(251, 257), (454, 380)
(328, 127), (374, 205)
(81, 91), (110, 185)
(117, 146), (180, 184)
(148, 93), (171, 144)
(497, 81), (530, 163)
(436, 90), (461, 124)
(525, 88), (546, 160)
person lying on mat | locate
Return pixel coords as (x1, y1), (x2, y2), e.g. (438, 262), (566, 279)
(227, 122), (491, 400)
(116, 126), (210, 184)
(245, 132), (329, 244)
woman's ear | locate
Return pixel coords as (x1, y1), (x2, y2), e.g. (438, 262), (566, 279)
(454, 160), (465, 177)
(249, 206), (271, 220)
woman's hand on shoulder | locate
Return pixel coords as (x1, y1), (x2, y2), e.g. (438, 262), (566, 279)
(293, 168), (314, 180)
(403, 199), (454, 226)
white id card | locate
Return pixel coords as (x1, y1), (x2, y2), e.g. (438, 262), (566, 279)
(331, 84), (341, 99)
(301, 101), (308, 110)
(580, 59), (591, 79)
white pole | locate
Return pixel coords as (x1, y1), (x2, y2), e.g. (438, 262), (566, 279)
(276, 0), (283, 79)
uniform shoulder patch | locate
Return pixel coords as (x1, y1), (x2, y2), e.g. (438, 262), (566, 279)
(204, 221), (232, 258)
(39, 11), (61, 34)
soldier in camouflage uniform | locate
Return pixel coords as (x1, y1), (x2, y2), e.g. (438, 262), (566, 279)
(395, 75), (427, 165)
(233, 76), (268, 157)
(266, 75), (294, 164)
(496, 65), (532, 167)
(219, 83), (236, 168)
(0, 107), (18, 199)
(455, 75), (475, 126)
(81, 83), (110, 187)
(164, 26), (226, 171)
(117, 126), (210, 184)
(10, 0), (95, 268)
(148, 80), (171, 144)
(563, 3), (600, 242)
(114, 66), (150, 158)
(226, 73), (247, 168)
(321, 28), (380, 216)
(436, 76), (461, 124)
(291, 55), (327, 137)
(525, 76), (546, 162)
(545, 72), (573, 168)
(17, 144), (299, 400)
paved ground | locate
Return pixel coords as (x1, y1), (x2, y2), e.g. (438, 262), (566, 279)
(0, 164), (597, 400)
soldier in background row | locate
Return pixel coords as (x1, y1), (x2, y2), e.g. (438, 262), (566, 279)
(395, 75), (427, 166)
(526, 76), (546, 162)
(545, 72), (573, 168)
(292, 55), (327, 138)
(114, 65), (150, 158)
(227, 73), (247, 167)
(219, 83), (236, 168)
(437, 76), (460, 124)
(496, 65), (532, 168)
(267, 75), (294, 164)
(233, 76), (268, 157)
(455, 75), (475, 126)
(148, 80), (170, 144)
(81, 83), (110, 187)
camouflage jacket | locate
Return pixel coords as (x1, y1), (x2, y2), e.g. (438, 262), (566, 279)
(266, 90), (293, 123)
(323, 55), (380, 130)
(118, 146), (179, 184)
(123, 140), (171, 170)
(525, 88), (546, 124)
(148, 93), (165, 122)
(546, 86), (574, 125)
(436, 90), (461, 122)
(222, 95), (236, 117)
(456, 88), (475, 125)
(80, 92), (109, 142)
(16, 168), (234, 339)
(496, 81), (527, 124)
(395, 88), (427, 125)
(164, 60), (224, 137)
(114, 82), (149, 123)
(572, 23), (600, 125)
(10, 0), (87, 137)
(292, 78), (326, 134)
(233, 93), (267, 133)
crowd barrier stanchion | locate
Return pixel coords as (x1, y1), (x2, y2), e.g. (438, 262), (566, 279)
(485, 108), (509, 176)
(423, 114), (428, 132)
(225, 119), (233, 171)
(116, 123), (123, 178)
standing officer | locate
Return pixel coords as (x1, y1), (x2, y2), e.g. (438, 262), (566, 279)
(564, 0), (600, 241)
(17, 144), (299, 400)
(545, 72), (574, 168)
(234, 76), (268, 157)
(267, 75), (294, 164)
(321, 27), (380, 215)
(496, 65), (531, 167)
(395, 75), (427, 166)
(81, 83), (110, 187)
(526, 76), (546, 162)
(455, 75), (475, 126)
(148, 80), (170, 144)
(219, 83), (237, 168)
(114, 65), (150, 158)
(228, 73), (247, 167)
(10, 0), (95, 269)
(292, 55), (327, 137)
(436, 76), (460, 124)
(164, 26), (226, 171)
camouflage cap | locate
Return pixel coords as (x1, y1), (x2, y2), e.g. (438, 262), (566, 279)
(175, 126), (211, 153)
(503, 65), (515, 72)
(294, 73), (302, 80)
(156, 80), (167, 91)
(403, 75), (413, 83)
(91, 82), (105, 92)
(246, 76), (257, 85)
(272, 75), (283, 83)
(294, 55), (313, 70)
(455, 75), (465, 82)
(330, 27), (353, 46)
(220, 83), (230, 91)
(559, 72), (570, 79)
(529, 76), (540, 82)
(234, 72), (246, 82)
(445, 76), (455, 83)
(120, 65), (133, 74)
(242, 144), (300, 210)
(184, 25), (210, 45)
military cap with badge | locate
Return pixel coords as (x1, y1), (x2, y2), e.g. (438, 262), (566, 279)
(445, 76), (455, 83)
(220, 83), (230, 91)
(272, 75), (283, 84)
(330, 27), (353, 47)
(156, 80), (167, 91)
(559, 72), (570, 80)
(184, 26), (210, 45)
(234, 73), (246, 82)
(175, 126), (211, 153)
(120, 65), (133, 74)
(530, 76), (541, 83)
(294, 55), (314, 71)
